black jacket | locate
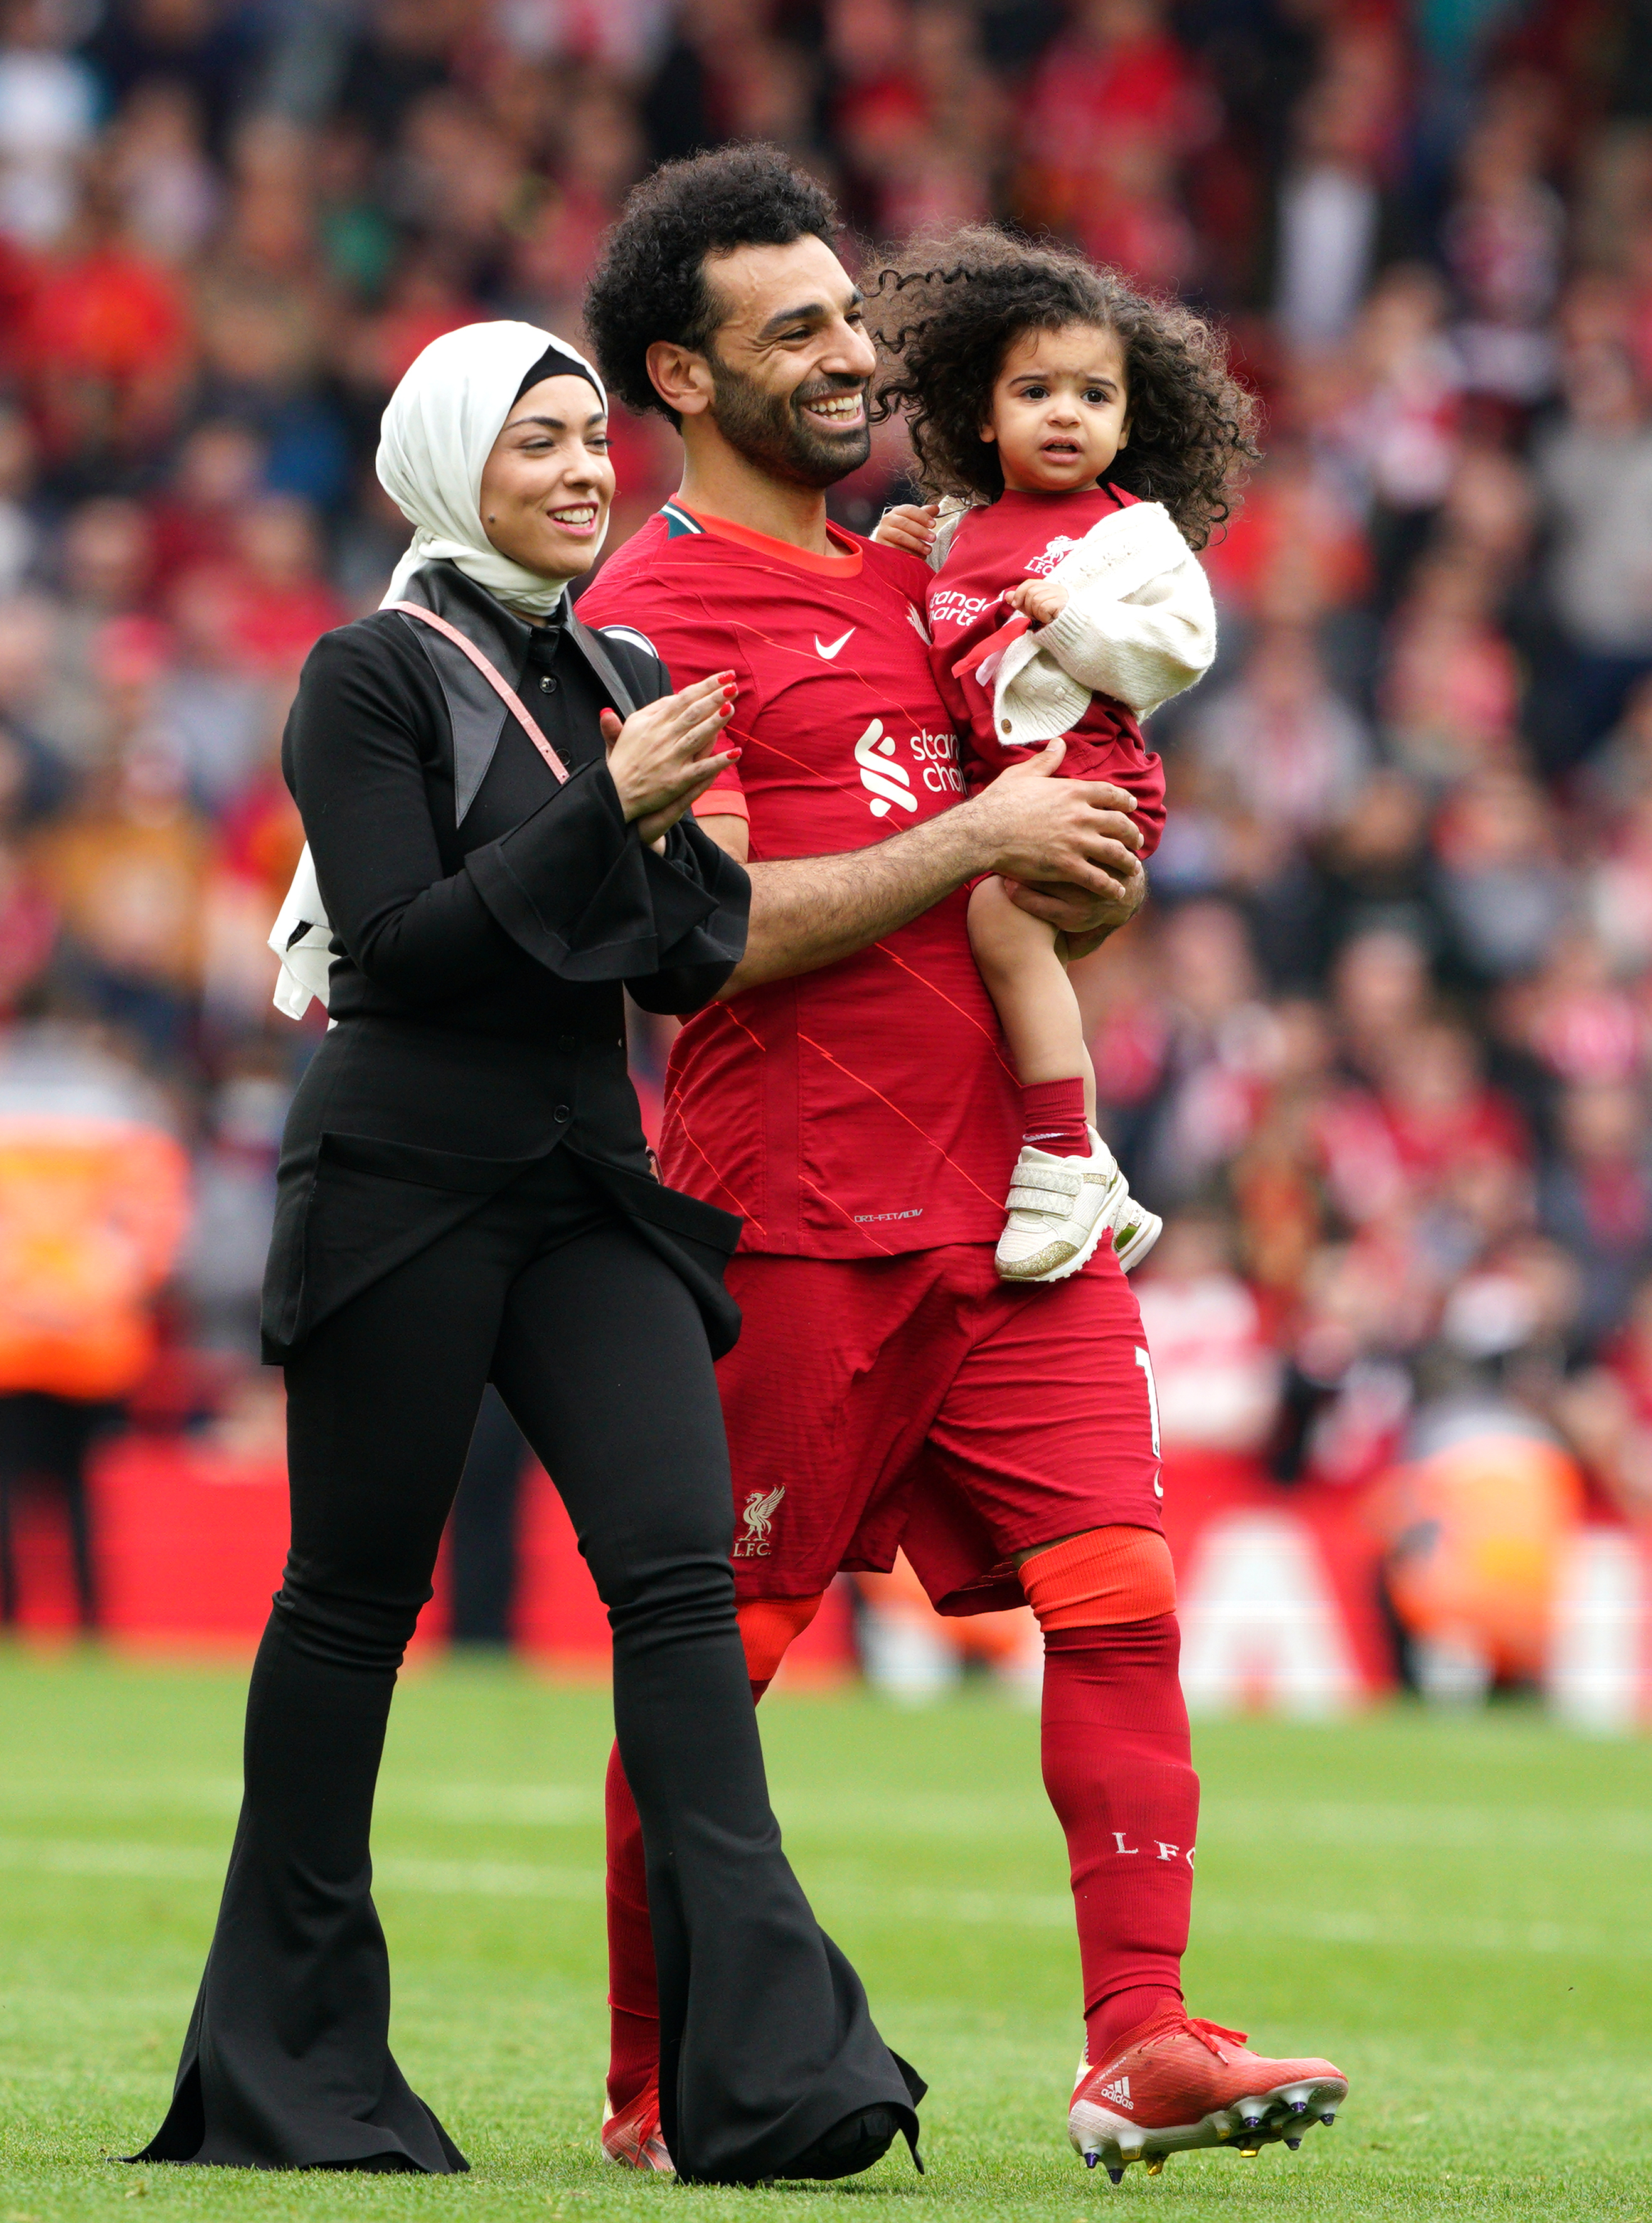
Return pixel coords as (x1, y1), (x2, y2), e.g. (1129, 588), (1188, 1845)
(261, 560), (750, 1363)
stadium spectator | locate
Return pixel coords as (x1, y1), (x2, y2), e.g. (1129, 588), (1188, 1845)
(1533, 333), (1652, 760)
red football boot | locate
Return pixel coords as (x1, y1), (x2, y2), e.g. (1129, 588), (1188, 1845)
(1068, 2005), (1347, 2182)
(600, 2084), (674, 2172)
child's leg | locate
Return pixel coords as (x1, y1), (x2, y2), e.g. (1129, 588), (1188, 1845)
(971, 874), (1164, 1280)
(969, 875), (1095, 1146)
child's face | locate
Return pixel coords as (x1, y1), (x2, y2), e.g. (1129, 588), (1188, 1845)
(981, 323), (1129, 494)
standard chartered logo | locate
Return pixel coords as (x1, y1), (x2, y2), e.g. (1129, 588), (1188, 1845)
(854, 719), (919, 817)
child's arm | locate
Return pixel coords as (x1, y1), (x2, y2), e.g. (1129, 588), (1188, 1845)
(1023, 531), (1217, 717)
(1006, 577), (1070, 629)
(872, 503), (940, 559)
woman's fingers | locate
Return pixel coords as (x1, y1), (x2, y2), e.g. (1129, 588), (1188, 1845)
(668, 671), (737, 719)
(607, 673), (740, 821)
(655, 684), (737, 752)
(668, 700), (737, 762)
(631, 750), (742, 842)
(666, 749), (740, 799)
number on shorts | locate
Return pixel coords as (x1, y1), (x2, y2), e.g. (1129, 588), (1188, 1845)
(1134, 1345), (1161, 1459)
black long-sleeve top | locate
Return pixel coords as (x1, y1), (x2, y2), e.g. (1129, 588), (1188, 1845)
(284, 570), (747, 1032)
(261, 561), (750, 1363)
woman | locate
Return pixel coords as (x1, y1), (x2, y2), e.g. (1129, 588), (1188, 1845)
(132, 323), (922, 2185)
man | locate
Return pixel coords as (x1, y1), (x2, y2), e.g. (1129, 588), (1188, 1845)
(578, 145), (1347, 2184)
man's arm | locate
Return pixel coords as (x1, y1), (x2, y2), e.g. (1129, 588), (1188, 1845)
(697, 745), (1146, 997)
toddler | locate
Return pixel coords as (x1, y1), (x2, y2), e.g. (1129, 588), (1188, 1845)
(871, 230), (1257, 1282)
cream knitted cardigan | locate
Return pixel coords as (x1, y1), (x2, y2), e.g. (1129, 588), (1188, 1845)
(930, 496), (1217, 747)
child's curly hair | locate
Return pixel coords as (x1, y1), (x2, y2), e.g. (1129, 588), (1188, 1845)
(870, 228), (1260, 550)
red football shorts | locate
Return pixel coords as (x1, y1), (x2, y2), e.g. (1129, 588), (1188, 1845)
(717, 1241), (1163, 1616)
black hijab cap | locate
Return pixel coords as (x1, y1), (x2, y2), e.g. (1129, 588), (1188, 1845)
(513, 345), (605, 408)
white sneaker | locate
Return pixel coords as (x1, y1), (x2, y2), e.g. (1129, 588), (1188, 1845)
(994, 1129), (1161, 1284)
(1106, 1148), (1162, 1273)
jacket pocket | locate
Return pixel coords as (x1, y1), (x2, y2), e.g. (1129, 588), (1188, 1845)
(319, 1131), (550, 1195)
(262, 1134), (552, 1360)
(570, 1148), (742, 1255)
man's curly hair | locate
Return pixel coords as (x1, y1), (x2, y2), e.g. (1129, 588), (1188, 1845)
(585, 146), (839, 426)
(870, 228), (1259, 549)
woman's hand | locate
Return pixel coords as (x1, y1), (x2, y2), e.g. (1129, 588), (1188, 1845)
(872, 502), (939, 557)
(600, 671), (740, 845)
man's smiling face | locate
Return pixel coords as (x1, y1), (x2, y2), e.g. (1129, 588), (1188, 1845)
(695, 235), (877, 489)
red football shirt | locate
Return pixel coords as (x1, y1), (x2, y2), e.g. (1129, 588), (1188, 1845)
(578, 499), (1023, 1257)
(928, 483), (1166, 856)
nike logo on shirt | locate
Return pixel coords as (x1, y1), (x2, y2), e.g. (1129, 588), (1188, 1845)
(814, 627), (855, 660)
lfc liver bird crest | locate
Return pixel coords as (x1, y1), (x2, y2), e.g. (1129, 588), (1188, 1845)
(733, 1484), (784, 1556)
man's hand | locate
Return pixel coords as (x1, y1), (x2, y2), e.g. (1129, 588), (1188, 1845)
(1006, 576), (1070, 627)
(1003, 861), (1146, 954)
(871, 502), (939, 558)
(964, 739), (1143, 897)
(694, 733), (1145, 998)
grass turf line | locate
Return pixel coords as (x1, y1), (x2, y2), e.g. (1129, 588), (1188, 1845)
(1, 1647), (1648, 2220)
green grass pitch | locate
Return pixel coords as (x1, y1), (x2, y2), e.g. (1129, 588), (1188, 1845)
(1, 1646), (1648, 2221)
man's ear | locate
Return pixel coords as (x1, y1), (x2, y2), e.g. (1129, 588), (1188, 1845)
(647, 340), (715, 420)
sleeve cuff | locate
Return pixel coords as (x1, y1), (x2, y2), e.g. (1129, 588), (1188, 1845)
(693, 784), (749, 823)
(464, 761), (747, 988)
(1039, 594), (1104, 680)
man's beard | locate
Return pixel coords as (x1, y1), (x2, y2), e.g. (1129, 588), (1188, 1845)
(706, 353), (871, 488)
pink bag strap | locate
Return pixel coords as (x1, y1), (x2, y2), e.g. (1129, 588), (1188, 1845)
(385, 600), (570, 784)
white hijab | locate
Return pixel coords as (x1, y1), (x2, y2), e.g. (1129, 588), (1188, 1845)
(379, 319), (610, 617)
(270, 320), (611, 1018)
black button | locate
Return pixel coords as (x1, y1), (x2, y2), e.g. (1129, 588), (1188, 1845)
(539, 673), (558, 693)
(556, 1033), (578, 1053)
(553, 1104), (572, 1122)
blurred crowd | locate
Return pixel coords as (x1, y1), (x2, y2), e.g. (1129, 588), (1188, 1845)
(3, 0), (1652, 1671)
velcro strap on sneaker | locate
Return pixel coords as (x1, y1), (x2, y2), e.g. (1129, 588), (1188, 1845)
(1010, 1158), (1082, 1197)
(1008, 1181), (1085, 1217)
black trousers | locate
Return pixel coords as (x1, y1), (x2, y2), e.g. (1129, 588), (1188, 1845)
(136, 1151), (912, 2178)
(449, 1386), (526, 1646)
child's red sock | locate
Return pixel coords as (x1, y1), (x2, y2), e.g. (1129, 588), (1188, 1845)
(1022, 1077), (1090, 1158)
(1040, 1616), (1200, 2067)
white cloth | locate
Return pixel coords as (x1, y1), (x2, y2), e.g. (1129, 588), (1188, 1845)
(962, 499), (1218, 749)
(270, 321), (609, 1020)
(270, 844), (333, 1021)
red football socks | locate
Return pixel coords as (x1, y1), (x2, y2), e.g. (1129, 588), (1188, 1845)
(1040, 1615), (1200, 2065)
(603, 1739), (660, 2112)
(1022, 1077), (1090, 1158)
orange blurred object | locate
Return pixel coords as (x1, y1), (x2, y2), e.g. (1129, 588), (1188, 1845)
(1376, 1426), (1584, 1681)
(0, 1122), (191, 1400)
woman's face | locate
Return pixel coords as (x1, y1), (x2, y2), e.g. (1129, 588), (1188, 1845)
(479, 374), (616, 579)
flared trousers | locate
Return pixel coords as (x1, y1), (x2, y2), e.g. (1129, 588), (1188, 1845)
(135, 1150), (914, 2179)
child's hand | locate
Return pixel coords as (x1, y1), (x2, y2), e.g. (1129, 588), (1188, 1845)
(1007, 577), (1070, 627)
(873, 502), (939, 557)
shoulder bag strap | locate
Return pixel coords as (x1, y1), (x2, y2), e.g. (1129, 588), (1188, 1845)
(385, 600), (570, 784)
(567, 614), (640, 722)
